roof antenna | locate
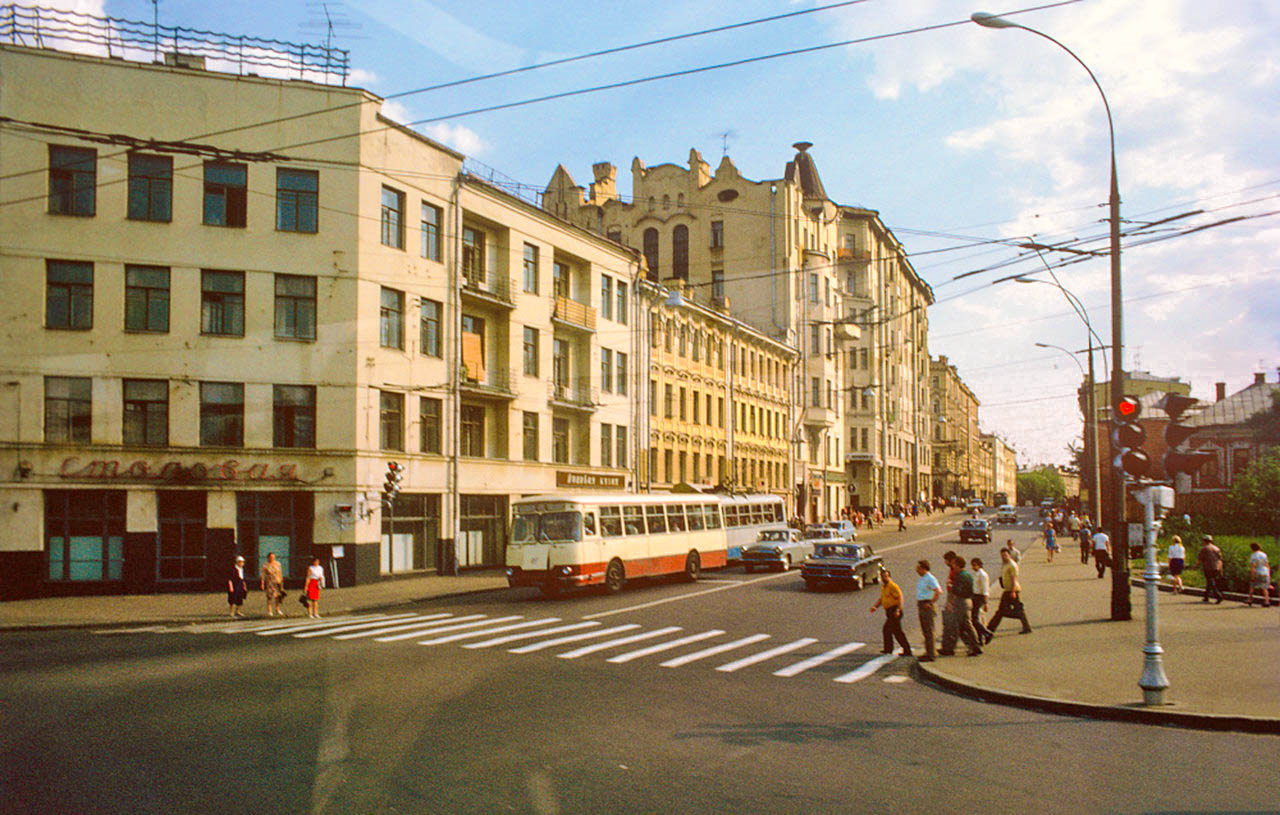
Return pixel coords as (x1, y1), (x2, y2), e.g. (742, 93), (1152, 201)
(715, 129), (737, 157)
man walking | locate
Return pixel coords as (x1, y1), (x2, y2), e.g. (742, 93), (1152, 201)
(939, 551), (982, 657)
(986, 547), (1032, 635)
(969, 557), (993, 645)
(914, 559), (942, 662)
(1198, 534), (1224, 604)
(870, 566), (912, 656)
(1078, 518), (1092, 564)
(1092, 527), (1111, 579)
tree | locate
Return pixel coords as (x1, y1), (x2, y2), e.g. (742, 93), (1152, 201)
(1016, 467), (1066, 505)
(1228, 445), (1280, 542)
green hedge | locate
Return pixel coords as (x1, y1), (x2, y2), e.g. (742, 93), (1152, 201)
(1154, 520), (1277, 594)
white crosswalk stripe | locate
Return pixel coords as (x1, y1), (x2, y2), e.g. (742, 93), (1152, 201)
(332, 614), (483, 641)
(833, 653), (899, 683)
(294, 613), (449, 638)
(375, 615), (523, 643)
(605, 629), (725, 663)
(660, 634), (771, 668)
(417, 618), (561, 645)
(716, 637), (817, 673)
(463, 621), (601, 648)
(556, 626), (683, 660)
(508, 624), (641, 654)
(257, 612), (418, 636)
(225, 614), (367, 634)
(772, 642), (866, 677)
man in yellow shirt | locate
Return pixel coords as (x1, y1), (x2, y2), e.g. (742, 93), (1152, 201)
(869, 566), (912, 656)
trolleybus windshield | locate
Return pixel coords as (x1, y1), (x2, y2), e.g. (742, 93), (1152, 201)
(511, 510), (582, 543)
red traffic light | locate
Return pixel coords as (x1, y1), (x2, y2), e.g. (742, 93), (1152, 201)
(1116, 395), (1141, 418)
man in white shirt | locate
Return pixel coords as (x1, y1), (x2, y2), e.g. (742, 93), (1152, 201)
(1092, 528), (1111, 579)
(969, 557), (993, 645)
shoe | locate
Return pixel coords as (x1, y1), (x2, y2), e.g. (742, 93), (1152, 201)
(967, 650), (982, 657)
(1216, 598), (1223, 604)
(937, 650), (956, 657)
(899, 651), (912, 656)
(917, 656), (935, 662)
(880, 649), (893, 654)
(1020, 628), (1032, 634)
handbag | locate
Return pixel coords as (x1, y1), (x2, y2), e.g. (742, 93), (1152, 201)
(299, 594), (310, 608)
(278, 589), (288, 600)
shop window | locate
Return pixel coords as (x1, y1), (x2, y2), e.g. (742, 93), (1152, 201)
(45, 490), (125, 581)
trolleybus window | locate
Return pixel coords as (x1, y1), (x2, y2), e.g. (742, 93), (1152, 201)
(600, 506), (623, 537)
(667, 504), (686, 532)
(686, 504), (705, 531)
(645, 504), (667, 533)
(513, 510), (582, 543)
(623, 505), (644, 535)
(704, 504), (722, 529)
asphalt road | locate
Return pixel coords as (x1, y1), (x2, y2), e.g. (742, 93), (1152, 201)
(2, 509), (1275, 814)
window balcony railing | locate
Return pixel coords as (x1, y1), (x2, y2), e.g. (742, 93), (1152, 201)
(552, 296), (596, 332)
(549, 377), (598, 408)
(460, 366), (517, 399)
(461, 274), (516, 307)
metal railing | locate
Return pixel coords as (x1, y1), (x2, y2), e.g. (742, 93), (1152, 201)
(552, 296), (596, 331)
(461, 274), (516, 306)
(549, 378), (597, 407)
(460, 366), (517, 397)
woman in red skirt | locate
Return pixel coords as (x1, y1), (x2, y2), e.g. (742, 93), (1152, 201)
(305, 556), (325, 618)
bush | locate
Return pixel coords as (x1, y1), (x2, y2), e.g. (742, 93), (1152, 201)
(1157, 534), (1278, 594)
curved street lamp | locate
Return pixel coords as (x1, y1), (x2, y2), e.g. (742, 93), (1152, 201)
(971, 11), (1129, 623)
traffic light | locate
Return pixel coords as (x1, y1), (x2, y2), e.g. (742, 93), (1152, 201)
(1111, 395), (1151, 477)
(382, 461), (403, 506)
(1157, 393), (1214, 478)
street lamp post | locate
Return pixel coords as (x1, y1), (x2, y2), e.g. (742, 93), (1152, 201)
(972, 11), (1129, 621)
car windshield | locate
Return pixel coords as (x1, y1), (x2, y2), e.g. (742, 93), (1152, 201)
(759, 530), (787, 541)
(963, 520), (984, 528)
(511, 511), (582, 543)
(803, 529), (836, 539)
(816, 544), (858, 558)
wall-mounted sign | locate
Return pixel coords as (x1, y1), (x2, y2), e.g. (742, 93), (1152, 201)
(556, 471), (624, 490)
(59, 457), (301, 483)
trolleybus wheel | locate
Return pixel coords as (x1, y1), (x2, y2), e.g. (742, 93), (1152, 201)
(683, 551), (701, 582)
(604, 559), (625, 595)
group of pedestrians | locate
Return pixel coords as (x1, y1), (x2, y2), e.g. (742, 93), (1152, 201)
(224, 554), (327, 618)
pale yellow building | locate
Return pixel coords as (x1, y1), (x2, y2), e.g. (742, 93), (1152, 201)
(930, 356), (982, 501)
(0, 30), (637, 597)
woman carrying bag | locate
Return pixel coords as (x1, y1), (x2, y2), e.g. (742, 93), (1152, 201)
(304, 556), (325, 618)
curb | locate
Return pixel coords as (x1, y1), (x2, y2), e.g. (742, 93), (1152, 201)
(912, 661), (1280, 735)
(1126, 577), (1278, 606)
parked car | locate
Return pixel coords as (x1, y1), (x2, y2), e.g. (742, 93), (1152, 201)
(801, 542), (882, 591)
(801, 527), (847, 545)
(807, 520), (857, 542)
(743, 528), (811, 573)
(959, 518), (992, 544)
(1039, 499), (1056, 517)
(995, 505), (1018, 524)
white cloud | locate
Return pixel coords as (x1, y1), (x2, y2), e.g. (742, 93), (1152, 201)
(347, 67), (379, 86)
(424, 123), (489, 157)
(380, 99), (412, 125)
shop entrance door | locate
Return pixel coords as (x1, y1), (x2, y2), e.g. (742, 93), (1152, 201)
(157, 491), (208, 584)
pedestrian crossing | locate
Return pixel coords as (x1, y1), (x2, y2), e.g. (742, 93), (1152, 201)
(113, 612), (913, 686)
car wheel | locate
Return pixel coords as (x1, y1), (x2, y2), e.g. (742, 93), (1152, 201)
(683, 550), (701, 582)
(603, 559), (625, 595)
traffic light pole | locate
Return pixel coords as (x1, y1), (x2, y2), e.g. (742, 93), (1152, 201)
(1107, 157), (1131, 622)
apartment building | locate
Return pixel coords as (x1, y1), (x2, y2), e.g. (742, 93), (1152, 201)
(930, 356), (982, 500)
(0, 30), (636, 598)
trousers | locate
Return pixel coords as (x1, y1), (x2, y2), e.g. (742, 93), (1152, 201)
(940, 597), (981, 654)
(882, 606), (911, 654)
(987, 590), (1031, 633)
(917, 600), (937, 659)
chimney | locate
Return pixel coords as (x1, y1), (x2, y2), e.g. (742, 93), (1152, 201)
(1255, 372), (1266, 385)
(1215, 382), (1226, 402)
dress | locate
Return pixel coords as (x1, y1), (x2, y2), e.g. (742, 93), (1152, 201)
(1167, 542), (1185, 577)
(261, 559), (284, 599)
(305, 563), (325, 601)
(227, 565), (248, 606)
(1250, 550), (1271, 589)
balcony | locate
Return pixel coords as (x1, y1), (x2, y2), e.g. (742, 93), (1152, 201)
(461, 273), (516, 310)
(459, 367), (517, 401)
(802, 405), (838, 427)
(837, 247), (871, 262)
(552, 297), (596, 332)
(549, 378), (598, 411)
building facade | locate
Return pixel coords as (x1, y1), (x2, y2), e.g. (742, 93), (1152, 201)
(0, 38), (638, 598)
(929, 356), (981, 501)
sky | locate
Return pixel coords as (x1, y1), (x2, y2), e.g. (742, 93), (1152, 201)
(58, 0), (1280, 466)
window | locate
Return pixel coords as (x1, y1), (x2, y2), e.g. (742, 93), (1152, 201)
(46, 260), (93, 330)
(552, 417), (569, 464)
(663, 450), (673, 483)
(712, 268), (724, 301)
(460, 405), (484, 456)
(420, 298), (442, 358)
(810, 324), (821, 352)
(616, 352), (628, 396)
(523, 327), (539, 376)
(123, 379), (168, 446)
(553, 339), (569, 390)
(643, 228), (659, 278)
(461, 315), (485, 381)
(710, 220), (724, 249)
(522, 243), (539, 293)
(672, 224), (689, 279)
(809, 273), (819, 303)
(678, 325), (688, 357)
(200, 382), (244, 446)
(380, 287), (404, 349)
(381, 186), (405, 248)
(421, 202), (442, 261)
(45, 490), (125, 582)
(124, 265), (169, 332)
(601, 275), (613, 320)
(379, 390), (404, 451)
(462, 226), (485, 283)
(203, 161), (247, 227)
(601, 424), (612, 467)
(617, 281), (628, 324)
(273, 385), (315, 448)
(420, 397), (443, 454)
(692, 390), (701, 424)
(274, 274), (316, 340)
(718, 396), (725, 427)
(44, 376), (91, 443)
(812, 377), (821, 407)
(48, 145), (96, 216)
(268, 167), (319, 233)
(679, 387), (687, 420)
(552, 261), (569, 299)
(601, 349), (613, 393)
(127, 153), (171, 221)
(523, 412), (539, 461)
(664, 384), (674, 419)
(201, 270), (244, 336)
(663, 319), (673, 352)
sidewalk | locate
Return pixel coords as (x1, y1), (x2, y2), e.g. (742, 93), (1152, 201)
(915, 552), (1280, 732)
(0, 571), (510, 630)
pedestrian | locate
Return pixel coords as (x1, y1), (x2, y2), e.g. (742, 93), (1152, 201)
(969, 557), (993, 645)
(1043, 521), (1058, 563)
(1246, 543), (1271, 608)
(1092, 528), (1111, 579)
(939, 551), (982, 657)
(1166, 535), (1186, 594)
(897, 510), (906, 532)
(227, 555), (248, 618)
(260, 551), (286, 617)
(870, 566), (912, 656)
(986, 547), (1032, 635)
(305, 556), (326, 618)
(914, 559), (942, 662)
(1002, 539), (1021, 564)
(1197, 535), (1224, 604)
(1078, 520), (1092, 564)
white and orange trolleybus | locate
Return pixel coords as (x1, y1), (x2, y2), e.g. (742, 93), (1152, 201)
(505, 493), (728, 596)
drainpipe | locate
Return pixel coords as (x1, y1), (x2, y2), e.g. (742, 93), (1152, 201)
(447, 172), (463, 575)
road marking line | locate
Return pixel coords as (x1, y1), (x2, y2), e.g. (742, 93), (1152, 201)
(772, 641), (866, 677)
(464, 621), (600, 648)
(375, 615), (523, 643)
(556, 626), (683, 659)
(882, 675), (911, 683)
(293, 613), (447, 638)
(606, 630), (726, 663)
(715, 637), (817, 673)
(332, 614), (476, 641)
(508, 624), (641, 653)
(417, 618), (561, 645)
(258, 613), (416, 636)
(833, 653), (898, 683)
(659, 634), (771, 668)
(93, 625), (170, 634)
(583, 572), (792, 619)
(223, 614), (366, 634)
